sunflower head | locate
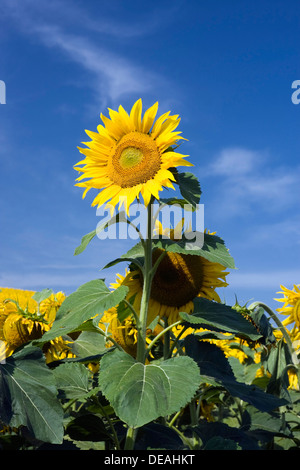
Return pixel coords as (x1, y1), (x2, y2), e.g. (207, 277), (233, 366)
(2, 313), (43, 349)
(275, 284), (300, 328)
(117, 247), (229, 326)
(0, 288), (72, 362)
(110, 316), (138, 358)
(74, 99), (192, 214)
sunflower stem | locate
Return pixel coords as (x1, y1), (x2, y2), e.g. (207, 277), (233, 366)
(124, 426), (137, 450)
(249, 301), (297, 364)
(136, 202), (153, 364)
(163, 317), (170, 359)
(145, 320), (182, 357)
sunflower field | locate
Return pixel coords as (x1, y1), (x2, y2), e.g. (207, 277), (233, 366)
(1, 99), (300, 452)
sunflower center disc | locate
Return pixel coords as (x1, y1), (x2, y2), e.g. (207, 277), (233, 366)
(119, 147), (144, 169)
(110, 131), (161, 188)
(149, 249), (204, 307)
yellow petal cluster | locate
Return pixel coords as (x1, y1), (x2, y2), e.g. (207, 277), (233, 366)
(275, 284), (300, 328)
(0, 288), (74, 363)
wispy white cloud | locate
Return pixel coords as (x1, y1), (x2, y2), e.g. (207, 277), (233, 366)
(0, 0), (172, 107)
(36, 25), (160, 106)
(207, 147), (262, 177)
(1, 0), (177, 40)
(202, 146), (300, 218)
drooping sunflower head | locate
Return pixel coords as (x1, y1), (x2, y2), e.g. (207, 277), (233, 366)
(74, 99), (192, 214)
(0, 288), (73, 363)
(119, 249), (229, 326)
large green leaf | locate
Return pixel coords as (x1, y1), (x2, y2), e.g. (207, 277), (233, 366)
(98, 349), (200, 428)
(183, 338), (287, 412)
(0, 346), (64, 444)
(180, 298), (262, 341)
(152, 232), (236, 268)
(38, 280), (128, 343)
(104, 232), (235, 271)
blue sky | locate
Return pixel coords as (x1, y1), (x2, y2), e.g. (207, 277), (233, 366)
(0, 0), (299, 316)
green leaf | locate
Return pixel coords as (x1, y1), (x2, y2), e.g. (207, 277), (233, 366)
(32, 288), (54, 304)
(233, 304), (276, 346)
(266, 338), (293, 401)
(0, 346), (64, 444)
(180, 298), (262, 341)
(194, 331), (236, 341)
(52, 362), (91, 400)
(70, 331), (107, 358)
(105, 232), (235, 272)
(242, 405), (292, 440)
(37, 280), (128, 342)
(204, 436), (241, 450)
(98, 349), (200, 428)
(116, 299), (133, 322)
(74, 212), (130, 256)
(192, 422), (260, 450)
(183, 338), (287, 412)
(74, 230), (97, 256)
(153, 232), (236, 269)
(102, 241), (145, 271)
(159, 197), (196, 211)
(134, 423), (184, 450)
(228, 356), (261, 385)
(66, 414), (110, 442)
(199, 232), (236, 268)
(175, 171), (202, 208)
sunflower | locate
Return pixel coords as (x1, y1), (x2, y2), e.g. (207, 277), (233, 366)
(275, 284), (300, 328)
(97, 306), (138, 358)
(124, 223), (228, 325)
(116, 249), (229, 326)
(0, 288), (74, 363)
(74, 98), (192, 214)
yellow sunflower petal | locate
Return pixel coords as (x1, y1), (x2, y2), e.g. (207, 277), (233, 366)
(130, 98), (143, 131)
